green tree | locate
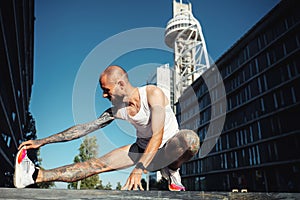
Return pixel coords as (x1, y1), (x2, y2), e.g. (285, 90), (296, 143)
(68, 136), (100, 189)
(116, 182), (122, 190)
(104, 182), (112, 190)
(96, 180), (112, 190)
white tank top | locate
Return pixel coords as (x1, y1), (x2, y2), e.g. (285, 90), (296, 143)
(119, 86), (179, 149)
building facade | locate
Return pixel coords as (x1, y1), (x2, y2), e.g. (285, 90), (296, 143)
(147, 64), (174, 107)
(0, 0), (36, 187)
(177, 0), (300, 192)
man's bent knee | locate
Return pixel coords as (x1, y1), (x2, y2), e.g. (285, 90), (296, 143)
(178, 129), (200, 155)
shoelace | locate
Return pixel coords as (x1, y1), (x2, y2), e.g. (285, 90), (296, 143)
(23, 158), (30, 173)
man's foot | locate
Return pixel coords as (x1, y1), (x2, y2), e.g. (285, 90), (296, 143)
(14, 147), (38, 188)
(160, 167), (186, 191)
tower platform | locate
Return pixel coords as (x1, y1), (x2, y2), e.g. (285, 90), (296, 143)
(0, 188), (299, 200)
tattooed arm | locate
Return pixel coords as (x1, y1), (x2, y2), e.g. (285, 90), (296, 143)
(18, 108), (114, 150)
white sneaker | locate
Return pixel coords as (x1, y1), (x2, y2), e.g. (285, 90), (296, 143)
(14, 147), (36, 188)
(160, 167), (186, 191)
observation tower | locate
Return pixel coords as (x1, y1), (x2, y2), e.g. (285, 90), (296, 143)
(165, 0), (210, 103)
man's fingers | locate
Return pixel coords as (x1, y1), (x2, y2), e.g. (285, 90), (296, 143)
(128, 182), (134, 190)
(139, 183), (144, 191)
(18, 141), (29, 150)
(121, 184), (127, 190)
(120, 185), (127, 190)
(122, 173), (144, 191)
(121, 180), (129, 190)
(133, 183), (138, 190)
(18, 140), (35, 150)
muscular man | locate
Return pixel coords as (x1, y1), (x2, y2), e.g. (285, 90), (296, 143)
(14, 65), (200, 191)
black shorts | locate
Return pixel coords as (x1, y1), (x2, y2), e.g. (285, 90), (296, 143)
(128, 143), (167, 171)
(127, 129), (199, 171)
(128, 143), (145, 163)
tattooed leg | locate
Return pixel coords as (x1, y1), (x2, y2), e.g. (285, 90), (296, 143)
(36, 145), (134, 183)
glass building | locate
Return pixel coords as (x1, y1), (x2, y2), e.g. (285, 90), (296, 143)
(0, 0), (36, 187)
(176, 0), (300, 192)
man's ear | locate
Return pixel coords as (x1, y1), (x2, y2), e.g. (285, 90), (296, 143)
(118, 80), (125, 88)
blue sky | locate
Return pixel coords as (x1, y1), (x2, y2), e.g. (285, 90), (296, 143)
(32, 0), (280, 189)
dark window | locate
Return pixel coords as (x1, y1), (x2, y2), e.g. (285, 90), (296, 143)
(257, 53), (269, 71)
(284, 34), (298, 54)
(248, 38), (259, 57)
(272, 19), (287, 38)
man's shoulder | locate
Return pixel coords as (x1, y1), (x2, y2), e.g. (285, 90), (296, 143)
(144, 84), (161, 94)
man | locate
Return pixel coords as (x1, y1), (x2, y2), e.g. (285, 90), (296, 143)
(14, 65), (200, 191)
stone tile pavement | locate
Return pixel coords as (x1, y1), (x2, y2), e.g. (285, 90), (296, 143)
(0, 188), (299, 200)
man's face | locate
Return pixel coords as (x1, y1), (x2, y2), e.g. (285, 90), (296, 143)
(100, 75), (123, 105)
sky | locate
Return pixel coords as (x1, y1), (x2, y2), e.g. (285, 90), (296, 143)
(32, 0), (280, 189)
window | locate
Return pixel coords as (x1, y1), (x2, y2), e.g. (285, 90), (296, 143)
(241, 149), (246, 166)
(236, 94), (240, 107)
(279, 90), (285, 106)
(238, 130), (243, 146)
(249, 125), (254, 143)
(12, 112), (16, 122)
(268, 50), (276, 65)
(244, 129), (248, 145)
(249, 148), (253, 165)
(267, 143), (272, 161)
(252, 147), (257, 165)
(274, 43), (285, 61)
(284, 34), (298, 54)
(260, 98), (265, 113)
(257, 53), (268, 71)
(1, 133), (11, 148)
(263, 74), (268, 90)
(266, 66), (284, 89)
(291, 87), (297, 103)
(273, 19), (287, 38)
(258, 77), (262, 93)
(236, 131), (240, 147)
(273, 93), (278, 108)
(248, 38), (259, 57)
(7, 136), (11, 147)
(274, 142), (279, 161)
(226, 134), (230, 149)
(247, 85), (252, 100)
(224, 153), (228, 169)
(285, 14), (297, 28)
(2, 133), (7, 141)
(291, 59), (299, 76)
(264, 28), (274, 44)
(257, 121), (262, 140)
(287, 63), (292, 79)
(234, 151), (238, 168)
(225, 64), (232, 77)
(259, 33), (267, 49)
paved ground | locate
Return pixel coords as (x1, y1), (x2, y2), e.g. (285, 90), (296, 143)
(0, 188), (299, 200)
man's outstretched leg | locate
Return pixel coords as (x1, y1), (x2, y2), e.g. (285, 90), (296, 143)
(14, 145), (135, 188)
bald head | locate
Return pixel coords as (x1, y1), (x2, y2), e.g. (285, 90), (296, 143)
(100, 65), (128, 84)
(99, 65), (132, 103)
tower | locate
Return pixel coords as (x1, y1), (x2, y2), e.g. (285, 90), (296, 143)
(165, 0), (210, 103)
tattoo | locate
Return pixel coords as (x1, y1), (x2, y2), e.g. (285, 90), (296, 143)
(43, 108), (114, 145)
(41, 157), (111, 182)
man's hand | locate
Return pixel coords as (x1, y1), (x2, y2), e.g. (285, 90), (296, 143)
(18, 139), (44, 150)
(121, 168), (144, 191)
